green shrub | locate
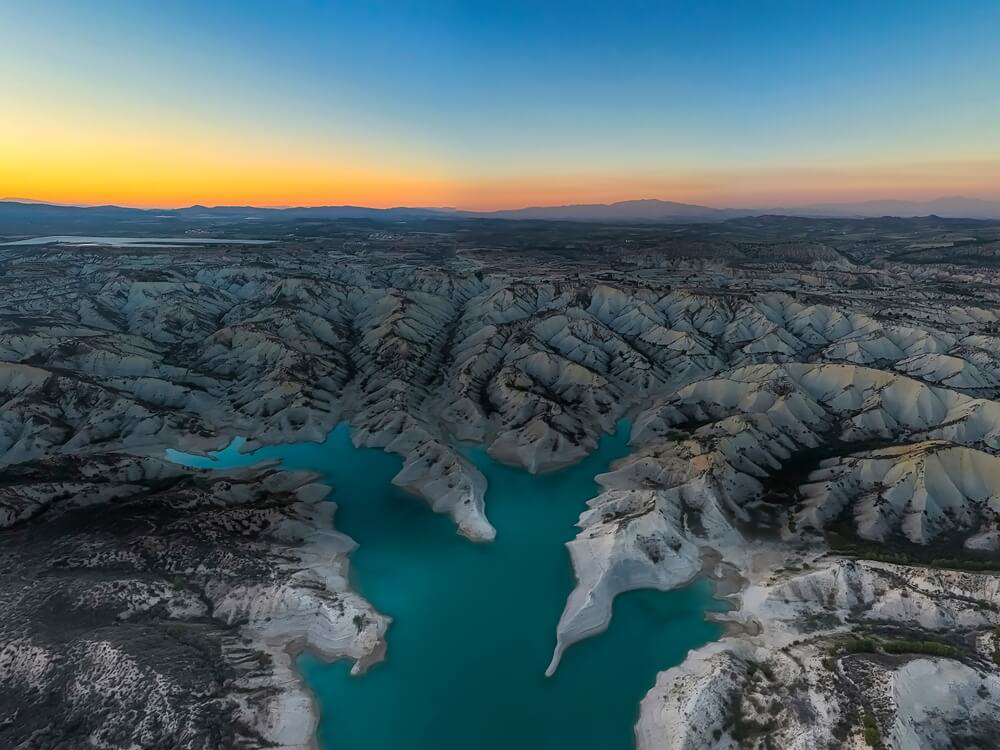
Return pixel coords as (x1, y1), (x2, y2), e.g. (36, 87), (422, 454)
(929, 557), (1000, 572)
(841, 637), (878, 653)
(862, 712), (881, 746)
(839, 636), (957, 658)
(880, 639), (958, 658)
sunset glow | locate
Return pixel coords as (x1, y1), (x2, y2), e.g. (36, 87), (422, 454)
(3, 0), (999, 209)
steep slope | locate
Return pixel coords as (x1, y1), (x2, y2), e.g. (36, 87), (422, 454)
(0, 453), (386, 750)
(3, 240), (1000, 747)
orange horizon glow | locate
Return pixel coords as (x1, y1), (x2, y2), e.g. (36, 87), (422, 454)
(3, 102), (997, 210)
(3, 2), (999, 214)
(5, 159), (1000, 211)
(4, 64), (998, 212)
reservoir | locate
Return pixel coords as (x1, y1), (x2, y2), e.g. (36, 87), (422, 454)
(168, 422), (725, 750)
(0, 235), (272, 247)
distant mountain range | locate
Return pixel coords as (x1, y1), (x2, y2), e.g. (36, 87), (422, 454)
(484, 196), (1000, 221)
(484, 199), (729, 222)
(2, 196), (1000, 229)
(761, 196), (1000, 221)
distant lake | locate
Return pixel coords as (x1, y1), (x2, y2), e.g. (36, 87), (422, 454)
(0, 235), (271, 247)
(168, 422), (726, 750)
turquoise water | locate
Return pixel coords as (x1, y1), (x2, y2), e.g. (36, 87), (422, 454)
(168, 422), (726, 750)
(0, 235), (272, 246)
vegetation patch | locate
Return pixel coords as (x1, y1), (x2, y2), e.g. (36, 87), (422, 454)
(862, 712), (881, 747)
(835, 636), (959, 658)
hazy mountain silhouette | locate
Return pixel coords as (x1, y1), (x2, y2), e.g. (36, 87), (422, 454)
(2, 195), (1000, 230)
(483, 199), (730, 222)
(762, 196), (1000, 220)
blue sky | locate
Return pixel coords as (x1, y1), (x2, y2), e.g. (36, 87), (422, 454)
(2, 0), (998, 207)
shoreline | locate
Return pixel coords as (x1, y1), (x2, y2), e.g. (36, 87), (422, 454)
(262, 419), (727, 750)
(273, 635), (386, 750)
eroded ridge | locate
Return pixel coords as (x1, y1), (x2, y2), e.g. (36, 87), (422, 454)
(4, 218), (1000, 748)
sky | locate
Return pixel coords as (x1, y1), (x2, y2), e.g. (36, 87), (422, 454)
(1, 0), (999, 209)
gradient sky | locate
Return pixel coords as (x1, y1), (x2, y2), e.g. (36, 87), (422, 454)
(2, 0), (999, 209)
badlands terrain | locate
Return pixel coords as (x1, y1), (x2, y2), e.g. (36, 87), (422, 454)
(3, 214), (1000, 748)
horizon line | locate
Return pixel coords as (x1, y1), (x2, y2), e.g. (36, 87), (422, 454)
(3, 193), (999, 213)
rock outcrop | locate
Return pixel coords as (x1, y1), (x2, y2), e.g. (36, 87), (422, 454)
(4, 227), (1000, 748)
(0, 452), (386, 749)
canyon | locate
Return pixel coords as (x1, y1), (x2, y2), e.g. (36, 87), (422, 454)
(3, 215), (1000, 748)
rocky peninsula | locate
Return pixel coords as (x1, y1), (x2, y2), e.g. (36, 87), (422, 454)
(3, 215), (1000, 748)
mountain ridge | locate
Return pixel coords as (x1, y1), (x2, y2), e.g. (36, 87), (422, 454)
(2, 195), (1000, 226)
